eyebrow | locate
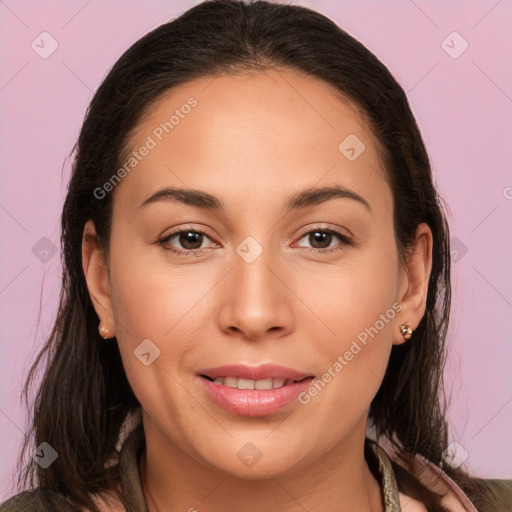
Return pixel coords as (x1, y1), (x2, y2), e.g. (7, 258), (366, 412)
(139, 184), (371, 213)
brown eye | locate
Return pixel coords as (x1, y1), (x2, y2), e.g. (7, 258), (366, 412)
(177, 231), (204, 250)
(294, 228), (353, 253)
(309, 231), (333, 249)
(158, 228), (215, 255)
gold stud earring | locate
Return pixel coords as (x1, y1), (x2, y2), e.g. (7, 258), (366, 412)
(400, 323), (413, 341)
(99, 323), (112, 340)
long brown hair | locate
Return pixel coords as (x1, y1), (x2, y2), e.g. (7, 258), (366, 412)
(12, 1), (509, 510)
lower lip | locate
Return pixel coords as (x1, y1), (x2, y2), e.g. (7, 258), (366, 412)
(199, 376), (314, 416)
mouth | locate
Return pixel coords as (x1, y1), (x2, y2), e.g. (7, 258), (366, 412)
(197, 364), (315, 416)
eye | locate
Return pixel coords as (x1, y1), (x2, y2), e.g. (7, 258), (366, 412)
(293, 227), (353, 253)
(157, 228), (217, 255)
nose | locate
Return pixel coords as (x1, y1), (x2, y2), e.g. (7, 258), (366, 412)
(217, 240), (294, 342)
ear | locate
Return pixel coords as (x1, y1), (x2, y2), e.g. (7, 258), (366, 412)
(82, 219), (116, 337)
(394, 222), (433, 345)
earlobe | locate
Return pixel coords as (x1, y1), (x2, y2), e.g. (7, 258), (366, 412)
(394, 223), (433, 345)
(82, 219), (116, 338)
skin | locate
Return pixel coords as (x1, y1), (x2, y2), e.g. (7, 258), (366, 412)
(82, 68), (432, 512)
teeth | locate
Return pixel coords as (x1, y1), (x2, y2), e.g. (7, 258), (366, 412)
(255, 378), (273, 390)
(224, 377), (238, 388)
(272, 378), (285, 388)
(211, 376), (293, 389)
(237, 378), (255, 390)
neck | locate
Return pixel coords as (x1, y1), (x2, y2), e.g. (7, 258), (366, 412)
(139, 420), (384, 512)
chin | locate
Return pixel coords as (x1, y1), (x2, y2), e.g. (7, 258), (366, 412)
(192, 437), (310, 479)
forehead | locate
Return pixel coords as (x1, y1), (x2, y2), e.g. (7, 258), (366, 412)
(115, 67), (389, 216)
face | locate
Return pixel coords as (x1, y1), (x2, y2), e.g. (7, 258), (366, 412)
(84, 68), (430, 478)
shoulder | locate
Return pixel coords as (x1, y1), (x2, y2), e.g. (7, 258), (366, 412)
(376, 438), (512, 512)
(0, 491), (39, 512)
(408, 456), (512, 512)
(0, 489), (80, 511)
(1, 488), (126, 512)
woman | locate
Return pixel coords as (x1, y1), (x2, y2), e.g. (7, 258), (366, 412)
(1, 1), (510, 511)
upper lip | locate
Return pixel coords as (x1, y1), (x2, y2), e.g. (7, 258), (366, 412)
(198, 364), (313, 381)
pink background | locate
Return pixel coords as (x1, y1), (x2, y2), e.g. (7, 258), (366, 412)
(1, 0), (511, 499)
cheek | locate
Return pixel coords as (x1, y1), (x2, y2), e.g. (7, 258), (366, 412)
(108, 235), (202, 342)
(106, 231), (224, 391)
(295, 237), (399, 415)
(300, 234), (399, 343)
(106, 243), (190, 393)
(107, 259), (196, 434)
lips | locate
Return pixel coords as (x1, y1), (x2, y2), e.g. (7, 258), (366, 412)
(197, 364), (315, 416)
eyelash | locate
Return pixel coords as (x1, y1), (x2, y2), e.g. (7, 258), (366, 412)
(157, 226), (354, 256)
